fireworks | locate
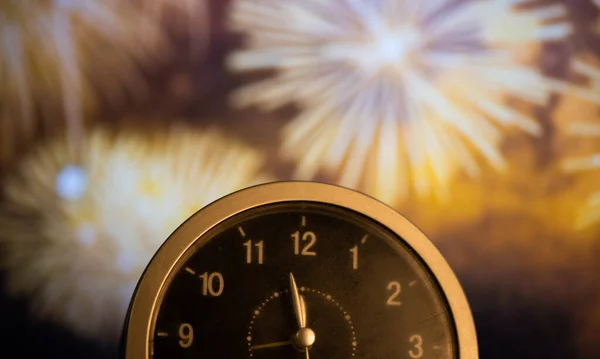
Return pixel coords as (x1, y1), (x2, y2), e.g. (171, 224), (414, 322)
(0, 124), (271, 341)
(0, 0), (165, 165)
(562, 59), (600, 228)
(563, 120), (600, 229)
(227, 0), (571, 205)
(482, 0), (571, 46)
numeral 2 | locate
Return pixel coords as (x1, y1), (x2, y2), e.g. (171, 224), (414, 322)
(386, 281), (402, 305)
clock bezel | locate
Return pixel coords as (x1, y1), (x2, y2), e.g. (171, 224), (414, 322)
(123, 181), (478, 359)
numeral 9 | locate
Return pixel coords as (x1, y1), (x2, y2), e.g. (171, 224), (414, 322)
(178, 323), (193, 348)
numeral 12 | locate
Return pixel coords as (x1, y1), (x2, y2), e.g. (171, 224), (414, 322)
(292, 231), (317, 256)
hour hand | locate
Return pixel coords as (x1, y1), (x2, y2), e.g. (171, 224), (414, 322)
(299, 295), (307, 328)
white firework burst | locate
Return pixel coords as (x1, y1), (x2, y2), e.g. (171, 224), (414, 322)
(227, 0), (571, 204)
(0, 124), (271, 341)
(0, 0), (165, 164)
(563, 60), (600, 228)
(483, 0), (572, 46)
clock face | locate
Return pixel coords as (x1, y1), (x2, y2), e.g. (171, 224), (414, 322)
(149, 202), (457, 359)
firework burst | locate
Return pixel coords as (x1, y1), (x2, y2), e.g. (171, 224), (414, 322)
(0, 0), (165, 165)
(227, 0), (571, 204)
(482, 0), (571, 46)
(561, 59), (600, 228)
(0, 124), (271, 341)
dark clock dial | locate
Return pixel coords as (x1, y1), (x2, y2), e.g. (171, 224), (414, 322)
(150, 202), (456, 359)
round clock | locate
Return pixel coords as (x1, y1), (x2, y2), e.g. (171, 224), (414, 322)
(122, 182), (477, 359)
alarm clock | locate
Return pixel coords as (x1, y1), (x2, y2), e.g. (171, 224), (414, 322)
(122, 182), (477, 359)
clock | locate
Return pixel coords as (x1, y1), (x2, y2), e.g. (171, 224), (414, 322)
(122, 182), (477, 359)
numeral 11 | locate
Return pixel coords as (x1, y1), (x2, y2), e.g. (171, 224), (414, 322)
(243, 240), (264, 264)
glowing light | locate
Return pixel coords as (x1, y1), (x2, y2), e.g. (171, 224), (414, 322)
(55, 165), (88, 201)
(0, 125), (271, 341)
(0, 0), (164, 164)
(227, 0), (570, 205)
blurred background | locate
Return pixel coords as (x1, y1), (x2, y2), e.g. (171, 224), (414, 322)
(0, 0), (599, 357)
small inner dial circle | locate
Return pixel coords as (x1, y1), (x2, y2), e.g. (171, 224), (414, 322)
(248, 287), (357, 358)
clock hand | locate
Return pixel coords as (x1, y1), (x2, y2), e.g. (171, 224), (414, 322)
(300, 294), (307, 328)
(289, 273), (315, 358)
(289, 272), (306, 328)
(250, 340), (292, 350)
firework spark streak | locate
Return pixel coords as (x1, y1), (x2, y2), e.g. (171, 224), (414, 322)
(562, 59), (600, 228)
(227, 0), (571, 204)
(0, 125), (271, 340)
(0, 0), (164, 164)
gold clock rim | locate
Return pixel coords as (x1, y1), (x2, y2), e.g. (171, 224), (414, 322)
(124, 181), (478, 359)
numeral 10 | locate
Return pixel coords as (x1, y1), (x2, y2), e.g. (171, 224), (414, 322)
(198, 272), (224, 296)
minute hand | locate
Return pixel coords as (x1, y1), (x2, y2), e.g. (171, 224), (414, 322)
(289, 272), (306, 328)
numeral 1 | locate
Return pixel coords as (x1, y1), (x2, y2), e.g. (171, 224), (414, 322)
(349, 245), (358, 270)
(243, 240), (264, 264)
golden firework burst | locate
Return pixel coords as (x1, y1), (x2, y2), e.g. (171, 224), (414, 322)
(0, 0), (165, 165)
(227, 0), (571, 205)
(561, 59), (600, 229)
(563, 119), (600, 229)
(0, 124), (271, 341)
